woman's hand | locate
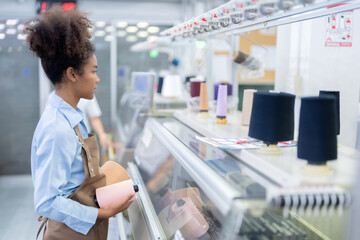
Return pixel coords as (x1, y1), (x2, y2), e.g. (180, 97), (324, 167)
(97, 192), (135, 219)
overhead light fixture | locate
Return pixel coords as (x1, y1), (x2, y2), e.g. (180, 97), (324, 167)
(104, 35), (113, 42)
(105, 26), (113, 32)
(137, 22), (149, 28)
(196, 40), (206, 49)
(147, 36), (158, 42)
(8, 46), (13, 53)
(147, 26), (160, 33)
(137, 31), (149, 38)
(17, 34), (26, 40)
(88, 27), (94, 32)
(0, 24), (5, 30)
(6, 19), (18, 26)
(126, 36), (138, 42)
(117, 31), (127, 37)
(95, 21), (106, 28)
(149, 50), (159, 58)
(0, 33), (5, 40)
(116, 21), (128, 28)
(6, 29), (16, 35)
(94, 30), (106, 37)
(126, 26), (138, 33)
(17, 24), (24, 31)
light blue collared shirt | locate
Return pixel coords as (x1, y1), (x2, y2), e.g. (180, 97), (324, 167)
(31, 93), (98, 235)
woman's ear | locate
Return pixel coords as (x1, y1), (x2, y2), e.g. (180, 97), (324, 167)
(66, 67), (77, 83)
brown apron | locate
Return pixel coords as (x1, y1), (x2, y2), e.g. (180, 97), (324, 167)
(37, 125), (108, 240)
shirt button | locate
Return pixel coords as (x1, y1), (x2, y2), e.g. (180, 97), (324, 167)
(90, 168), (94, 172)
(89, 155), (91, 159)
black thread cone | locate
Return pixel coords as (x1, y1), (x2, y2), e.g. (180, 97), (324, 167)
(248, 91), (295, 143)
(298, 96), (337, 165)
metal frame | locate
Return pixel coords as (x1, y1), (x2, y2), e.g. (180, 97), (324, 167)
(226, 0), (360, 35)
(128, 162), (167, 240)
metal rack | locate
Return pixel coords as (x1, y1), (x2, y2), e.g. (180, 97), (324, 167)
(161, 0), (360, 38)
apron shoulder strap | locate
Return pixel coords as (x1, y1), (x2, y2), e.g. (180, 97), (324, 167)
(74, 125), (94, 178)
(74, 125), (84, 143)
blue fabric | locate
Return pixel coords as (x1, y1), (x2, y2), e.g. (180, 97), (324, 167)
(31, 93), (98, 235)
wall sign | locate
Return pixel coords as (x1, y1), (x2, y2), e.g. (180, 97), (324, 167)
(325, 5), (353, 47)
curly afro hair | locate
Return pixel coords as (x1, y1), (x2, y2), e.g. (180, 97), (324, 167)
(24, 7), (94, 85)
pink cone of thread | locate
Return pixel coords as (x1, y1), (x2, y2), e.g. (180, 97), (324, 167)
(241, 89), (257, 125)
(216, 84), (228, 118)
(95, 179), (138, 209)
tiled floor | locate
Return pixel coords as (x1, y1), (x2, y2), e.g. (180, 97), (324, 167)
(0, 175), (125, 240)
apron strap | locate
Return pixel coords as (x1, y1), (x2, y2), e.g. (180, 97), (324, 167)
(36, 216), (48, 240)
(74, 125), (96, 178)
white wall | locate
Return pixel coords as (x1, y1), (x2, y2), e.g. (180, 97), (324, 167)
(275, 10), (360, 147)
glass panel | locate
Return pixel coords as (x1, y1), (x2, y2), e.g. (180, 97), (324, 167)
(158, 117), (270, 199)
(135, 130), (224, 239)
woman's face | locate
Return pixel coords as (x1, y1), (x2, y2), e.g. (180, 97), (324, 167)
(75, 54), (100, 100)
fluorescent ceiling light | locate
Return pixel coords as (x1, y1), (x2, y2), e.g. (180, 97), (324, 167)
(17, 34), (26, 40)
(116, 21), (128, 28)
(0, 33), (5, 39)
(94, 30), (106, 37)
(8, 47), (13, 53)
(6, 29), (16, 35)
(104, 35), (113, 42)
(126, 36), (137, 42)
(6, 19), (18, 26)
(147, 36), (158, 42)
(137, 22), (149, 28)
(95, 21), (106, 28)
(105, 26), (113, 32)
(126, 26), (138, 33)
(0, 24), (5, 30)
(147, 26), (160, 33)
(17, 24), (24, 31)
(117, 31), (127, 37)
(137, 31), (148, 38)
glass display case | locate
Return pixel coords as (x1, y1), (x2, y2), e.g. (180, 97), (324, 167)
(126, 117), (354, 240)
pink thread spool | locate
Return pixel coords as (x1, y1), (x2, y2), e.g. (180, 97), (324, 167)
(241, 89), (257, 125)
(216, 83), (228, 124)
(95, 179), (139, 209)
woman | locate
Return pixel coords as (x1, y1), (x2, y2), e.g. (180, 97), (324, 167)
(26, 7), (134, 239)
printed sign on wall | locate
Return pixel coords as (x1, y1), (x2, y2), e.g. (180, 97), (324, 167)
(325, 10), (353, 47)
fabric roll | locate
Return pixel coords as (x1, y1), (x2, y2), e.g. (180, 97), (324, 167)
(241, 89), (257, 126)
(298, 96), (337, 165)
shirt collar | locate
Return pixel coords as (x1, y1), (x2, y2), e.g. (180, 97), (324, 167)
(49, 93), (85, 129)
